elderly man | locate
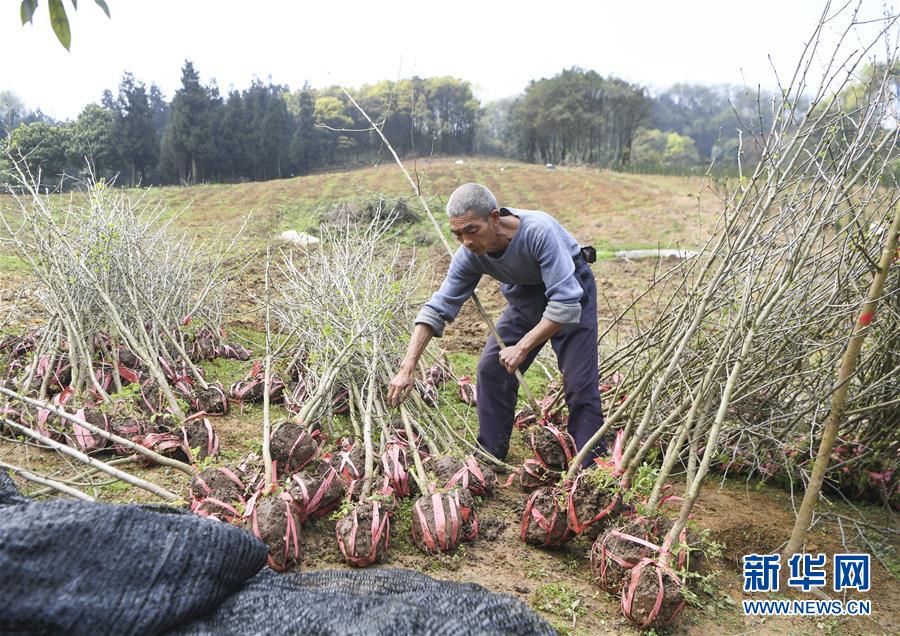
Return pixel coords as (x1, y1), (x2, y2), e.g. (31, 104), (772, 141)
(388, 183), (605, 465)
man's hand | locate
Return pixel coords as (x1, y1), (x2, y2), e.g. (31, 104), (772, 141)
(388, 366), (415, 406)
(498, 344), (527, 374)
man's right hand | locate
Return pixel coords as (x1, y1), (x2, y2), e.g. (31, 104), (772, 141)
(388, 366), (415, 406)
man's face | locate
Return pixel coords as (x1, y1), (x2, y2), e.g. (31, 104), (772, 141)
(449, 210), (499, 255)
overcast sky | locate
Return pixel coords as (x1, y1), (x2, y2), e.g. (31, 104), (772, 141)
(0, 0), (894, 120)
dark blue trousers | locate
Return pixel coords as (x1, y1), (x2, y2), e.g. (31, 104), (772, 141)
(476, 260), (606, 465)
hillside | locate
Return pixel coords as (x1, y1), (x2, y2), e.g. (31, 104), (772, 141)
(138, 157), (721, 252)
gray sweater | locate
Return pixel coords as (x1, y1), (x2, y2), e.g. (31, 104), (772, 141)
(415, 208), (583, 337)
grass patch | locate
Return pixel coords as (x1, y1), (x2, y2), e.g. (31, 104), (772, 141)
(0, 253), (28, 273)
(530, 583), (587, 635)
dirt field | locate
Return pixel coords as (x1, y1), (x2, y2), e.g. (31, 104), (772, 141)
(1, 158), (897, 635)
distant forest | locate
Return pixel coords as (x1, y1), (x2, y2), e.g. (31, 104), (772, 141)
(0, 61), (883, 186)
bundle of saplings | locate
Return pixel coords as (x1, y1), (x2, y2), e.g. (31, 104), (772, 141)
(0, 170), (246, 484)
(256, 215), (508, 565)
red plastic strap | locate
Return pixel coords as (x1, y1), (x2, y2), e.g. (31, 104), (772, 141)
(336, 450), (361, 481)
(593, 429), (626, 478)
(71, 408), (96, 450)
(286, 430), (311, 469)
(203, 418), (218, 456)
(382, 445), (409, 496)
(192, 496), (240, 519)
(308, 469), (338, 516)
(413, 497), (440, 551)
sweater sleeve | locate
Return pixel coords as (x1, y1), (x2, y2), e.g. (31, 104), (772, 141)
(532, 228), (583, 324)
(414, 249), (481, 337)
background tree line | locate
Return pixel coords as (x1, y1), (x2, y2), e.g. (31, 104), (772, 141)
(0, 61), (480, 186)
(2, 62), (885, 187)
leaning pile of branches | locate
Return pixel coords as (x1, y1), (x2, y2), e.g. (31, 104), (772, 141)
(0, 164), (250, 500)
(585, 24), (900, 511)
(192, 214), (498, 571)
(500, 9), (900, 630)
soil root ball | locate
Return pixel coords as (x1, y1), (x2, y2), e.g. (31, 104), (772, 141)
(589, 516), (681, 594)
(229, 361), (285, 403)
(411, 489), (478, 553)
(518, 460), (560, 492)
(138, 380), (167, 415)
(270, 422), (318, 475)
(194, 383), (229, 415)
(216, 340), (252, 361)
(188, 465), (246, 502)
(139, 431), (190, 463)
(189, 327), (218, 361)
(67, 408), (110, 453)
(430, 455), (497, 497)
(242, 490), (301, 572)
(566, 470), (623, 538)
(108, 415), (149, 455)
(381, 443), (414, 498)
(514, 405), (538, 430)
(621, 558), (686, 629)
(526, 424), (575, 470)
(457, 376), (477, 406)
(520, 487), (573, 548)
(335, 500), (391, 567)
(181, 417), (219, 461)
(332, 444), (365, 489)
(289, 467), (344, 522)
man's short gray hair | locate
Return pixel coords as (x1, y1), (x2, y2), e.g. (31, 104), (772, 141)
(446, 183), (498, 219)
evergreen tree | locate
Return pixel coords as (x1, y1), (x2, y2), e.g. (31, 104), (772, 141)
(288, 87), (320, 175)
(115, 72), (158, 185)
(162, 60), (216, 183)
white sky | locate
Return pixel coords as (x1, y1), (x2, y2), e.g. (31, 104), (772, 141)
(0, 0), (894, 120)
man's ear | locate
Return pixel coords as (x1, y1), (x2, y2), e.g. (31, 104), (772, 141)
(489, 208), (501, 224)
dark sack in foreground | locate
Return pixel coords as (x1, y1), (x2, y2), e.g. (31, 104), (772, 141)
(0, 473), (267, 635)
(0, 473), (554, 635)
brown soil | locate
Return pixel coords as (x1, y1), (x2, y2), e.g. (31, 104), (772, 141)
(107, 415), (147, 454)
(427, 455), (464, 485)
(269, 421), (317, 474)
(518, 462), (561, 492)
(117, 348), (143, 370)
(590, 516), (662, 594)
(138, 382), (166, 415)
(194, 385), (227, 414)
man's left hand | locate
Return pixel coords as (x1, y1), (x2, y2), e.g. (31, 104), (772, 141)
(498, 345), (527, 374)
